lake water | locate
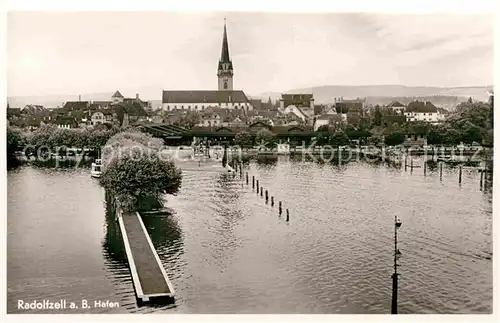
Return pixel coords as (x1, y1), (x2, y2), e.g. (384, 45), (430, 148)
(7, 157), (493, 314)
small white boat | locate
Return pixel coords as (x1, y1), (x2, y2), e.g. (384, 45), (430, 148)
(91, 159), (102, 178)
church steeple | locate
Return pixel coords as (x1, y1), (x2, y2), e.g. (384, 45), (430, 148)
(220, 19), (230, 63)
(218, 18), (234, 91)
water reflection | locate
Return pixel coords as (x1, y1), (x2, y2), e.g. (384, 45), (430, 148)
(141, 212), (184, 262)
(102, 202), (127, 264)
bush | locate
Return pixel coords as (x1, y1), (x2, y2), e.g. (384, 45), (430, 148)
(7, 126), (23, 155)
(234, 131), (253, 149)
(329, 131), (350, 147)
(384, 132), (406, 146)
(255, 129), (277, 149)
(100, 131), (182, 212)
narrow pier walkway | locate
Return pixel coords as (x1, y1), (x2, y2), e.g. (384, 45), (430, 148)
(117, 210), (175, 303)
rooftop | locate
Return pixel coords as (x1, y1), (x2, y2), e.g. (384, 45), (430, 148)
(162, 90), (249, 104)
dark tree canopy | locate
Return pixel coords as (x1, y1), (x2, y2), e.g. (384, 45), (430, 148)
(384, 131), (406, 146)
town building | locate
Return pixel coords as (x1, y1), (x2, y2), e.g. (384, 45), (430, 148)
(280, 94), (314, 110)
(387, 100), (406, 114)
(90, 111), (114, 126)
(112, 91), (124, 104)
(334, 97), (365, 114)
(161, 20), (253, 112)
(21, 104), (47, 115)
(313, 114), (344, 131)
(55, 116), (78, 129)
(162, 91), (253, 112)
(405, 100), (442, 123)
(197, 107), (247, 128)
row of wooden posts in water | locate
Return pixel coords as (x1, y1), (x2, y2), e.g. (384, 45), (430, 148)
(403, 156), (490, 190)
(231, 160), (290, 222)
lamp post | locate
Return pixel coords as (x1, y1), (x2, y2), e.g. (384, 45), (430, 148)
(392, 216), (402, 314)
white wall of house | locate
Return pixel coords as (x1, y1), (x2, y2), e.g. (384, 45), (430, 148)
(91, 112), (105, 125)
(405, 112), (440, 123)
(313, 119), (329, 131)
(283, 105), (307, 122)
(162, 102), (253, 111)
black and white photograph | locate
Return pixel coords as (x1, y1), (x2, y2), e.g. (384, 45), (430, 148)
(3, 0), (496, 319)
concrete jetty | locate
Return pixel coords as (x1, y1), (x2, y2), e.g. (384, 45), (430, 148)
(117, 209), (175, 303)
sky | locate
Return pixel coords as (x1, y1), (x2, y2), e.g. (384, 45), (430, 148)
(7, 12), (493, 98)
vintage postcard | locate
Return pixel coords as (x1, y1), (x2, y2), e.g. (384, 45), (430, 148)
(3, 1), (496, 321)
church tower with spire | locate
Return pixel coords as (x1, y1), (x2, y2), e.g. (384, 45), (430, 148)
(217, 19), (234, 91)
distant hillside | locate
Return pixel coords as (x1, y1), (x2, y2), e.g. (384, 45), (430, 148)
(257, 85), (492, 106)
(7, 86), (163, 109)
(7, 92), (114, 109)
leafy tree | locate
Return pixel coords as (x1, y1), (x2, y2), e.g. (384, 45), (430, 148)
(329, 131), (350, 147)
(426, 127), (444, 145)
(384, 131), (406, 146)
(234, 131), (253, 148)
(373, 107), (383, 127)
(442, 128), (462, 146)
(28, 124), (57, 148)
(460, 121), (483, 144)
(178, 111), (201, 129)
(316, 125), (330, 133)
(405, 121), (430, 136)
(7, 126), (22, 155)
(255, 128), (277, 149)
(100, 131), (182, 212)
(368, 135), (384, 147)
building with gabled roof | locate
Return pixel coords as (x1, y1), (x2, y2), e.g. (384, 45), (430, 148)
(21, 104), (47, 115)
(112, 90), (124, 103)
(405, 100), (443, 123)
(55, 116), (78, 129)
(62, 101), (90, 111)
(387, 100), (406, 114)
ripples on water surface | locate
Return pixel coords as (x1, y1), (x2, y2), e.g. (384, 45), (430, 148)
(7, 157), (492, 314)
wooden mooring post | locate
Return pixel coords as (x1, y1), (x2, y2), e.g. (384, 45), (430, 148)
(271, 196), (274, 207)
(410, 158), (413, 172)
(424, 161), (427, 176)
(252, 176), (255, 189)
(256, 180), (259, 194)
(286, 209), (290, 222)
(279, 201), (282, 215)
(246, 172), (249, 185)
(459, 166), (462, 184)
(483, 167), (487, 190)
(440, 162), (443, 181)
(404, 154), (408, 172)
(265, 190), (269, 203)
(480, 169), (483, 189)
(260, 186), (263, 197)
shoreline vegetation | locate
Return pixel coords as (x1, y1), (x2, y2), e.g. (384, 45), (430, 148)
(7, 95), (492, 169)
(99, 130), (182, 213)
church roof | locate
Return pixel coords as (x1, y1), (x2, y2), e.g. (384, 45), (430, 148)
(112, 90), (124, 98)
(162, 90), (249, 104)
